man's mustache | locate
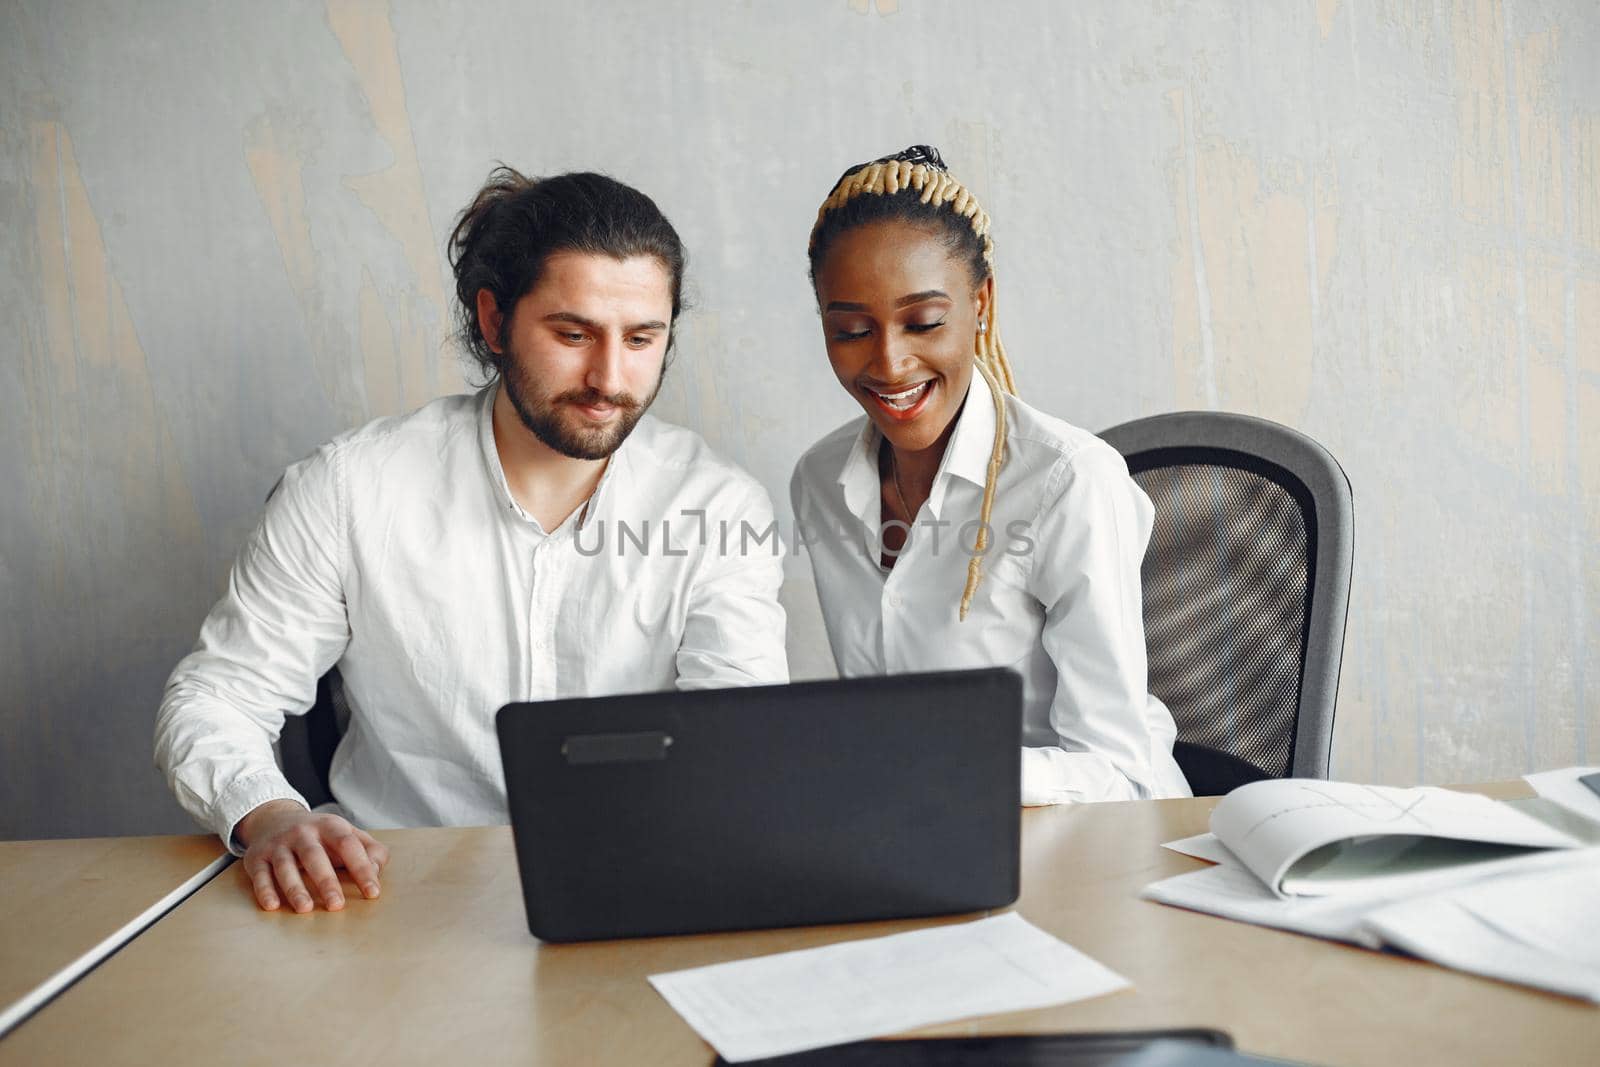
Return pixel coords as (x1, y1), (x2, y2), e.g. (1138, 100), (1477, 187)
(554, 388), (642, 412)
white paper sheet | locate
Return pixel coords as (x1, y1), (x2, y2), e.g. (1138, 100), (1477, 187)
(1140, 861), (1389, 946)
(647, 913), (1130, 1063)
(1160, 832), (1238, 866)
(1362, 848), (1600, 1002)
(1524, 766), (1600, 823)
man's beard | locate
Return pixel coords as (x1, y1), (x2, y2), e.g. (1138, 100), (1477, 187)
(501, 351), (664, 461)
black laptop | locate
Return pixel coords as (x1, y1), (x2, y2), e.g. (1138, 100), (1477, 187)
(495, 668), (1022, 942)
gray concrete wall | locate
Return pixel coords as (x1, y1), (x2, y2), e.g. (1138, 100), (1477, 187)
(2, 0), (1596, 839)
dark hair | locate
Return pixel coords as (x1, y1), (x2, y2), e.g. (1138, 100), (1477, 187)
(448, 166), (688, 380)
(807, 145), (989, 293)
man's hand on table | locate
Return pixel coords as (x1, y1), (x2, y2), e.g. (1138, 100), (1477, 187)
(236, 799), (390, 913)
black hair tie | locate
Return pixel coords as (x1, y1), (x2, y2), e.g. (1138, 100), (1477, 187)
(881, 145), (946, 171)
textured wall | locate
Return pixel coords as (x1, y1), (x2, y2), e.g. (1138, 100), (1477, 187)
(2, 0), (1595, 839)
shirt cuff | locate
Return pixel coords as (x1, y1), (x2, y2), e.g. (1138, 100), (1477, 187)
(213, 770), (310, 856)
(1020, 746), (1143, 806)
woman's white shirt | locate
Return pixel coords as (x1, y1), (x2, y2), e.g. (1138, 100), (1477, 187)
(790, 370), (1191, 804)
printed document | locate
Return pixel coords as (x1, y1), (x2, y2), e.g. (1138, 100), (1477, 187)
(648, 913), (1129, 1063)
(1363, 848), (1600, 1002)
(1146, 777), (1600, 1002)
(1160, 832), (1237, 866)
(1209, 780), (1578, 897)
(1142, 861), (1392, 946)
(1524, 765), (1600, 824)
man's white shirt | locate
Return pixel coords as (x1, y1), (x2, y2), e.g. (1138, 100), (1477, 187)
(791, 369), (1190, 805)
(156, 387), (788, 851)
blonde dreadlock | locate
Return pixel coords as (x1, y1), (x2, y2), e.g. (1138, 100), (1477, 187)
(808, 146), (1017, 620)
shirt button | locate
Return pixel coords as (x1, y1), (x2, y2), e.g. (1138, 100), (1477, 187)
(888, 593), (903, 609)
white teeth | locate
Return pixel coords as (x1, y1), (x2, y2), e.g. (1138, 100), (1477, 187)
(873, 381), (930, 409)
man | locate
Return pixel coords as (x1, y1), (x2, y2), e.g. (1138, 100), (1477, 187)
(155, 167), (788, 914)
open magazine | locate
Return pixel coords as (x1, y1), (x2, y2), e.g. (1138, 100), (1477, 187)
(1142, 779), (1600, 1002)
(1207, 779), (1581, 897)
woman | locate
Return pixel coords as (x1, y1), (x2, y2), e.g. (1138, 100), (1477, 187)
(791, 145), (1190, 804)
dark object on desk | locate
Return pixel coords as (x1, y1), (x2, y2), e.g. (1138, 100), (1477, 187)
(1099, 413), (1353, 797)
(497, 668), (1022, 942)
(713, 1029), (1235, 1066)
(1109, 1037), (1308, 1067)
(1579, 771), (1600, 801)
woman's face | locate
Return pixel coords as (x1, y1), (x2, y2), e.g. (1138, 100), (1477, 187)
(813, 220), (991, 455)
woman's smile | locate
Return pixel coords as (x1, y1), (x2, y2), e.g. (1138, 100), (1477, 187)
(864, 378), (937, 419)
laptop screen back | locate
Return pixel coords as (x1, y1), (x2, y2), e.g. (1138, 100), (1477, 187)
(496, 668), (1022, 942)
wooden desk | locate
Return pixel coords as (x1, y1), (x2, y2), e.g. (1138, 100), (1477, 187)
(2, 789), (1593, 1065)
(0, 834), (228, 1037)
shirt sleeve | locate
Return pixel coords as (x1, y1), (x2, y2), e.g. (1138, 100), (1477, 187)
(674, 481), (790, 689)
(1021, 441), (1186, 805)
(153, 444), (353, 853)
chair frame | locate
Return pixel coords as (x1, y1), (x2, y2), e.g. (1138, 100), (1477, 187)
(1099, 411), (1353, 781)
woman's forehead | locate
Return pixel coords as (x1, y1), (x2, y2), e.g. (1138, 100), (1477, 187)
(816, 221), (970, 294)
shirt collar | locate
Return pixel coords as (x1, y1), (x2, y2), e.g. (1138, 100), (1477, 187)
(837, 421), (882, 530)
(476, 382), (619, 535)
(930, 368), (999, 507)
(580, 425), (628, 529)
(477, 384), (524, 520)
(833, 368), (1000, 524)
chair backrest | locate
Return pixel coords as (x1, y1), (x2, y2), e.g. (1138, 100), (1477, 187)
(275, 668), (347, 808)
(1098, 412), (1353, 795)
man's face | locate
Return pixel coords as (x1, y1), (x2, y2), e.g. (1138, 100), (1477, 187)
(485, 251), (673, 460)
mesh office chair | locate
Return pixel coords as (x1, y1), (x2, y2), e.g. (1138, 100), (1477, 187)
(276, 670), (346, 808)
(1098, 412), (1353, 796)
